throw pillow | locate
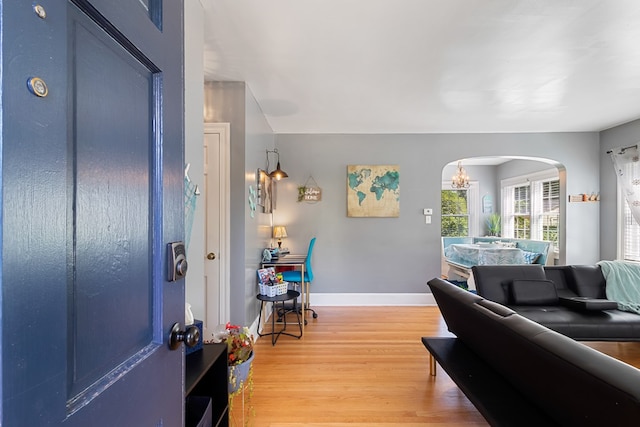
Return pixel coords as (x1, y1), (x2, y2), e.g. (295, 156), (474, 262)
(521, 251), (541, 264)
(510, 279), (559, 305)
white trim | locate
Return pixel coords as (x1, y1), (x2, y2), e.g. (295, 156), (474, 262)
(469, 182), (480, 235)
(309, 293), (437, 306)
(248, 311), (263, 342)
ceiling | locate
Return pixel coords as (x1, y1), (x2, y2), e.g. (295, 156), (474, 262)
(201, 0), (640, 134)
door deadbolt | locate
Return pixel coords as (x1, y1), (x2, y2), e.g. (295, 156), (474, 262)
(207, 252), (216, 260)
(167, 242), (187, 281)
(169, 323), (200, 350)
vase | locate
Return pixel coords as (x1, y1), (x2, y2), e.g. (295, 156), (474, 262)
(228, 351), (254, 394)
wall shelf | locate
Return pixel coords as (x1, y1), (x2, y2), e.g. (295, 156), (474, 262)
(568, 194), (599, 203)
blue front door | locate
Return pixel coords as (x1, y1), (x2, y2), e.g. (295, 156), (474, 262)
(1, 1), (185, 425)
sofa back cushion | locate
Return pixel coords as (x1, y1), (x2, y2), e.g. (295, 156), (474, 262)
(543, 266), (581, 299)
(472, 265), (546, 304)
(510, 279), (558, 305)
(567, 265), (606, 298)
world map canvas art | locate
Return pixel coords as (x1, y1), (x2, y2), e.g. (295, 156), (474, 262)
(347, 165), (400, 217)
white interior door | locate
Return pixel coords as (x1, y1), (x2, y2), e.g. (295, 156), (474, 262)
(204, 123), (231, 337)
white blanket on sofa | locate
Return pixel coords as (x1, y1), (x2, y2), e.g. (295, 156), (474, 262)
(597, 260), (640, 315)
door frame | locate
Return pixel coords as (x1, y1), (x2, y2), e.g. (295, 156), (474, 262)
(204, 122), (231, 330)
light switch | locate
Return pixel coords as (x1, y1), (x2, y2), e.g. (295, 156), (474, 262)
(425, 216), (431, 224)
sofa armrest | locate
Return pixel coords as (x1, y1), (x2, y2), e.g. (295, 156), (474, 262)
(559, 296), (618, 311)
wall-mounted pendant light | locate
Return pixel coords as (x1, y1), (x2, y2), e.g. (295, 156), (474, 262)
(266, 148), (288, 180)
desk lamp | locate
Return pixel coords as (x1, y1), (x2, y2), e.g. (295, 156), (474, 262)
(273, 226), (287, 249)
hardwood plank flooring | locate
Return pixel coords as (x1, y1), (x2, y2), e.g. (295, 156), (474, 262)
(235, 306), (640, 427)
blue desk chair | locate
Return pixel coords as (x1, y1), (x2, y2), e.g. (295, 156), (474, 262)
(281, 237), (318, 322)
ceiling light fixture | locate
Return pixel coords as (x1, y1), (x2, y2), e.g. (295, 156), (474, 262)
(451, 161), (470, 189)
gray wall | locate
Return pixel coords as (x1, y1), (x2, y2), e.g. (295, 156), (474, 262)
(599, 117), (640, 260)
(274, 132), (600, 295)
(203, 82), (274, 326)
(186, 0), (638, 323)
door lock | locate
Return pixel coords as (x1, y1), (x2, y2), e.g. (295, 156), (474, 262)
(167, 241), (187, 281)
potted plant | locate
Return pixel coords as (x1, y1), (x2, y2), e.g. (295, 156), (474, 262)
(486, 213), (501, 237)
(209, 323), (255, 395)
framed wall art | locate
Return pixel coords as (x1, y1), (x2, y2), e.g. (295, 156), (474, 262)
(347, 164), (400, 217)
(257, 169), (273, 213)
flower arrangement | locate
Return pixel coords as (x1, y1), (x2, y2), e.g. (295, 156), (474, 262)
(210, 322), (254, 366)
(209, 323), (256, 421)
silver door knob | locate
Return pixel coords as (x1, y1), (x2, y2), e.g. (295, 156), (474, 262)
(168, 323), (200, 350)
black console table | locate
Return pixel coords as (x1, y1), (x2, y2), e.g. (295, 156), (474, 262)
(185, 343), (229, 427)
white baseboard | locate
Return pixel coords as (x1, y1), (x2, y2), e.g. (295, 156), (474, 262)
(248, 311), (263, 341)
(310, 292), (436, 306)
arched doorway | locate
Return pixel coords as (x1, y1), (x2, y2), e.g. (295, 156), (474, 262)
(441, 156), (565, 281)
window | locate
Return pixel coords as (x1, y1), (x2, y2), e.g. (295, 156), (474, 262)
(502, 170), (559, 247)
(513, 185), (531, 239)
(540, 180), (560, 243)
(441, 182), (479, 237)
(441, 189), (469, 236)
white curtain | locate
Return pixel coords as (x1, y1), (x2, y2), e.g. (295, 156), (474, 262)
(501, 184), (515, 238)
(610, 145), (640, 226)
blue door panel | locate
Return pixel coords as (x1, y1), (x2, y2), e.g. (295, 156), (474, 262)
(1, 0), (185, 425)
(71, 7), (155, 397)
(2, 1), (70, 425)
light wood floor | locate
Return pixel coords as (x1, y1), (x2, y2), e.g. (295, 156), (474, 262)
(236, 306), (640, 427)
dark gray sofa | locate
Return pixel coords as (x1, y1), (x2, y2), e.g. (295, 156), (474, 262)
(471, 264), (640, 341)
(425, 277), (640, 426)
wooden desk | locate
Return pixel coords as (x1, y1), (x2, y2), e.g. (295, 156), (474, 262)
(261, 254), (307, 335)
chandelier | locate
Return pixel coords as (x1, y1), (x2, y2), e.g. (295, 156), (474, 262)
(451, 161), (470, 189)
